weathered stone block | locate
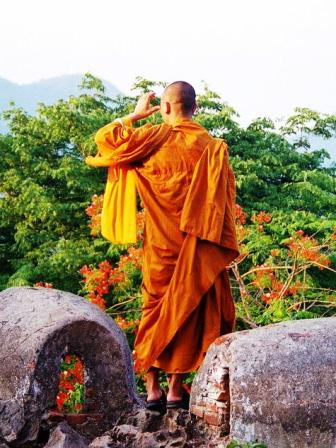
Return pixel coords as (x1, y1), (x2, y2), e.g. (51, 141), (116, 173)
(88, 435), (113, 447)
(0, 287), (141, 445)
(44, 421), (88, 448)
(191, 317), (336, 448)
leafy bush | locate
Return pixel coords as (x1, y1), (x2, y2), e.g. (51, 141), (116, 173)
(1, 75), (334, 448)
(56, 354), (84, 414)
(227, 440), (267, 448)
(1, 73), (335, 370)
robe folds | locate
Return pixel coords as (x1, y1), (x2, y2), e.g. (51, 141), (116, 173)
(86, 117), (239, 374)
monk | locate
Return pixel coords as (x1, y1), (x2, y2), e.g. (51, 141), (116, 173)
(87, 81), (239, 411)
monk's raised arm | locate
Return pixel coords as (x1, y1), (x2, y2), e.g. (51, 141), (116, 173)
(86, 118), (171, 167)
(86, 92), (170, 167)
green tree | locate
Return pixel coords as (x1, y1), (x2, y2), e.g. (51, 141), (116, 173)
(0, 74), (335, 310)
(0, 74), (120, 290)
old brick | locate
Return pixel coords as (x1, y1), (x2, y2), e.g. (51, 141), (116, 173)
(189, 405), (205, 418)
(216, 390), (230, 402)
(203, 411), (223, 426)
(204, 402), (218, 413)
(215, 402), (230, 412)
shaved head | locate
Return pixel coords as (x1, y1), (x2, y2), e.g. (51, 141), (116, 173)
(163, 81), (196, 115)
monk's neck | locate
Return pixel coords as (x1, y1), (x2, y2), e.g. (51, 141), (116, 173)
(169, 115), (193, 126)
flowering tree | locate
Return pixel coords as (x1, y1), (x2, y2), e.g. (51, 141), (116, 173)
(80, 194), (336, 336)
(1, 73), (335, 344)
(56, 355), (84, 414)
(79, 198), (144, 345)
(1, 74), (335, 294)
(2, 74), (334, 406)
(232, 208), (336, 329)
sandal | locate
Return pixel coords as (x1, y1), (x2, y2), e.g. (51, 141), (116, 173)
(146, 388), (167, 414)
(166, 390), (190, 410)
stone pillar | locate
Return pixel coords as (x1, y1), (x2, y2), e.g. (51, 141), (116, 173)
(190, 317), (336, 448)
(0, 287), (141, 445)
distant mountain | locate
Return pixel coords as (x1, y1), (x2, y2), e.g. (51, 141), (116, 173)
(0, 74), (121, 132)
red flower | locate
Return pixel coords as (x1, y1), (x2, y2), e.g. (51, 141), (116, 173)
(57, 355), (84, 413)
(252, 211), (272, 225)
(56, 392), (68, 409)
(64, 355), (72, 364)
(235, 204), (247, 225)
(270, 249), (280, 257)
(34, 282), (53, 288)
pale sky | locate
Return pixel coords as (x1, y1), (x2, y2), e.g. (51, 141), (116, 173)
(1, 0), (336, 124)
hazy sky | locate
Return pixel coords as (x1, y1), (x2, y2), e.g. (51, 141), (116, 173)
(1, 0), (335, 124)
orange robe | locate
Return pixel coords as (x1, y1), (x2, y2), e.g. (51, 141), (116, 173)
(88, 117), (239, 374)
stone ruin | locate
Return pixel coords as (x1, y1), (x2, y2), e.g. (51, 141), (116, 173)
(0, 287), (141, 446)
(0, 287), (335, 448)
(190, 317), (336, 447)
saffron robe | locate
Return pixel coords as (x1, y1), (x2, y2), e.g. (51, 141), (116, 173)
(87, 117), (239, 373)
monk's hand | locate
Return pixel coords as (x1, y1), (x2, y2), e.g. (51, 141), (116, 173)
(128, 92), (160, 123)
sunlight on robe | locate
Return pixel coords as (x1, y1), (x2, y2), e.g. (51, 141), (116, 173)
(87, 117), (239, 373)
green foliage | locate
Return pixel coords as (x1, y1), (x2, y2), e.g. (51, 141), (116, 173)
(0, 74), (335, 313)
(1, 74), (335, 415)
(0, 74), (123, 292)
(232, 209), (336, 331)
(58, 354), (84, 413)
(227, 440), (267, 448)
(62, 383), (84, 414)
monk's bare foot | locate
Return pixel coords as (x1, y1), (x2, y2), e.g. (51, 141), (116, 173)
(146, 367), (161, 401)
(147, 389), (163, 401)
(167, 373), (184, 401)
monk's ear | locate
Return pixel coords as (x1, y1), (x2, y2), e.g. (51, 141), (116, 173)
(191, 101), (197, 115)
(165, 102), (171, 115)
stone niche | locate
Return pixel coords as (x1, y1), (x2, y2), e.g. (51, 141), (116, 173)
(190, 317), (336, 448)
(0, 287), (141, 446)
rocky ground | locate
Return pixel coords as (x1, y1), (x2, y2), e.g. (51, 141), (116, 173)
(10, 408), (229, 448)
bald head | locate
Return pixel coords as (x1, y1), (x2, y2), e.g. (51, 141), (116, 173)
(160, 81), (196, 124)
(163, 81), (196, 114)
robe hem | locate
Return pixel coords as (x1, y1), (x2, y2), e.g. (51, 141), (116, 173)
(138, 256), (236, 373)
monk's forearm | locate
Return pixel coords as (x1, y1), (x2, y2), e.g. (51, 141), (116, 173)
(124, 113), (143, 124)
(116, 116), (133, 127)
(91, 110), (166, 165)
(94, 116), (133, 149)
